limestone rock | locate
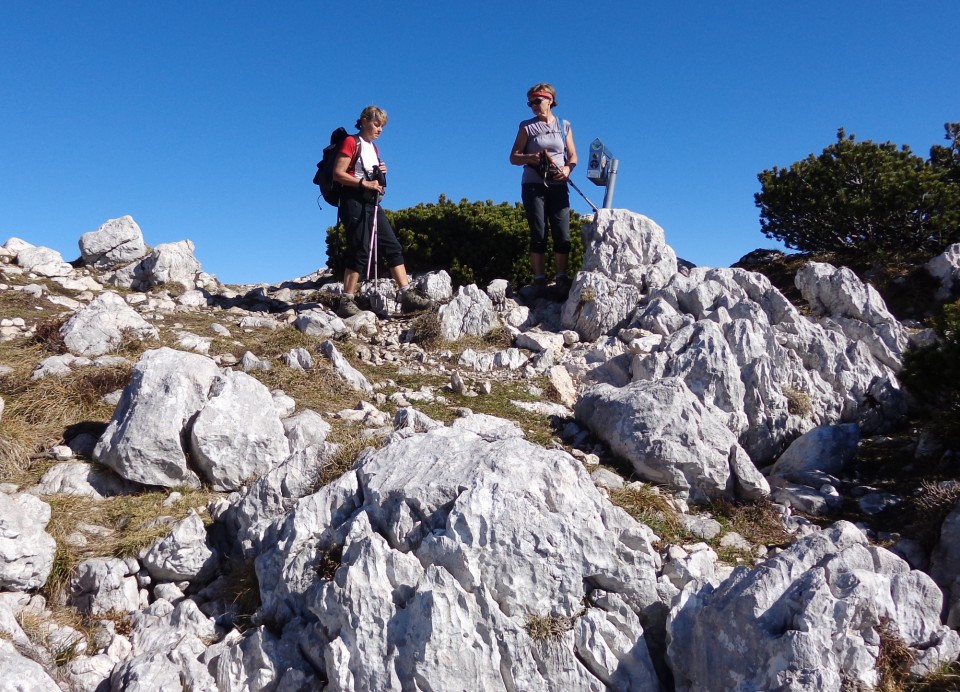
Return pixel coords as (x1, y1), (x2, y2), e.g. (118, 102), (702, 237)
(667, 521), (960, 691)
(438, 283), (498, 341)
(189, 369), (290, 492)
(576, 378), (769, 502)
(257, 425), (664, 690)
(60, 291), (159, 357)
(0, 493), (56, 591)
(140, 510), (217, 583)
(579, 209), (678, 292)
(137, 239), (203, 289)
(925, 242), (960, 300)
(68, 557), (141, 615)
(94, 347), (221, 488)
(79, 215), (148, 269)
(320, 340), (373, 394)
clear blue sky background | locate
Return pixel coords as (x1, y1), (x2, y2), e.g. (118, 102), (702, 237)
(2, 1), (957, 285)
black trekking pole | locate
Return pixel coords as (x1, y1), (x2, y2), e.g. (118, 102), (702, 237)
(566, 177), (599, 213)
(539, 151), (599, 213)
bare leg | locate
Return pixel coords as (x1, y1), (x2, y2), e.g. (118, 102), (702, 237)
(389, 264), (410, 289)
(554, 253), (568, 277)
(343, 269), (360, 295)
(530, 252), (546, 277)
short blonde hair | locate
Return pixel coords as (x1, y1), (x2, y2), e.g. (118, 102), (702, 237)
(356, 105), (388, 129)
(526, 83), (557, 108)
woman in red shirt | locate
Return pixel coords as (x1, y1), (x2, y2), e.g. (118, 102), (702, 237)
(332, 105), (432, 317)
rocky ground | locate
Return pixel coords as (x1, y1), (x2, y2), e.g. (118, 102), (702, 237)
(2, 212), (960, 690)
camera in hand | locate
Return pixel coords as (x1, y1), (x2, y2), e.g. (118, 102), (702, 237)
(537, 151), (562, 180)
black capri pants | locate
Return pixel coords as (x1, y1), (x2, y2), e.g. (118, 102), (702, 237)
(521, 182), (571, 255)
(339, 190), (405, 275)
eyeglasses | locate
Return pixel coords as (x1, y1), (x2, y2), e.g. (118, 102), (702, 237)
(527, 98), (548, 107)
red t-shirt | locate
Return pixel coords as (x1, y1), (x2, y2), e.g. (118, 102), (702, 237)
(338, 136), (380, 178)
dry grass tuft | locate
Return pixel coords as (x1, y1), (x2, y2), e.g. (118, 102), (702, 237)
(709, 498), (794, 556)
(409, 310), (443, 349)
(315, 433), (374, 490)
(782, 385), (813, 417)
(609, 484), (687, 544)
(42, 489), (218, 602)
(0, 366), (125, 467)
(875, 617), (916, 691)
(17, 605), (91, 667)
(906, 661), (960, 691)
(900, 480), (960, 551)
(248, 359), (361, 419)
(0, 434), (33, 486)
(525, 613), (573, 643)
(33, 319), (67, 354)
(149, 282), (187, 298)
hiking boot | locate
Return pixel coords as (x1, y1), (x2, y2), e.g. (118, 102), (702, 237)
(520, 276), (549, 302)
(549, 275), (573, 301)
(336, 294), (361, 318)
(400, 286), (434, 313)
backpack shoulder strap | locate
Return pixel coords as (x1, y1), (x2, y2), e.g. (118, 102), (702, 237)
(556, 118), (569, 161)
(349, 134), (362, 170)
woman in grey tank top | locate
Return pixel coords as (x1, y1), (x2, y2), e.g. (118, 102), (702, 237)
(509, 82), (579, 300)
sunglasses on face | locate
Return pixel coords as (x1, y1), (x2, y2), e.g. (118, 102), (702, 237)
(527, 98), (549, 107)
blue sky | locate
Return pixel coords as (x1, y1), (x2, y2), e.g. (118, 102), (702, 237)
(2, 1), (957, 285)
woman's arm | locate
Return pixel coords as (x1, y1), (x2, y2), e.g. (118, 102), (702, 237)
(557, 124), (578, 180)
(509, 127), (538, 166)
(565, 124), (578, 169)
(333, 152), (364, 189)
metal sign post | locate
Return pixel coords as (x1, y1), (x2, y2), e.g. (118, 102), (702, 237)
(586, 138), (619, 209)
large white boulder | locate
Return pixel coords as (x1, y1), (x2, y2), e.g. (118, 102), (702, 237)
(137, 239), (202, 289)
(60, 291), (159, 357)
(94, 347), (221, 488)
(438, 283), (499, 341)
(189, 369), (290, 491)
(79, 215), (148, 269)
(256, 424), (665, 690)
(576, 378), (769, 502)
(667, 521), (960, 691)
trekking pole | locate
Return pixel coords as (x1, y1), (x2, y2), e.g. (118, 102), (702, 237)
(366, 198), (379, 284)
(540, 151), (599, 213)
(566, 177), (599, 213)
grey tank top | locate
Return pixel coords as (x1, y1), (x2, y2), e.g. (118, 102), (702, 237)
(519, 116), (568, 186)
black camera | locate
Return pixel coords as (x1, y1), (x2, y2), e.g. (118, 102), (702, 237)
(372, 165), (387, 188)
(537, 151), (562, 180)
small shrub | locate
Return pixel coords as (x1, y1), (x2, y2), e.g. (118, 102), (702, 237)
(33, 319), (67, 354)
(901, 300), (960, 445)
(326, 195), (585, 290)
(315, 545), (344, 582)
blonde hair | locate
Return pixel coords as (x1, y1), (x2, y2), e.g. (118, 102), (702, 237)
(526, 83), (557, 108)
(356, 105), (388, 129)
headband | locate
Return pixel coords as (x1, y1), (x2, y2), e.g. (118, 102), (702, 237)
(530, 91), (553, 101)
